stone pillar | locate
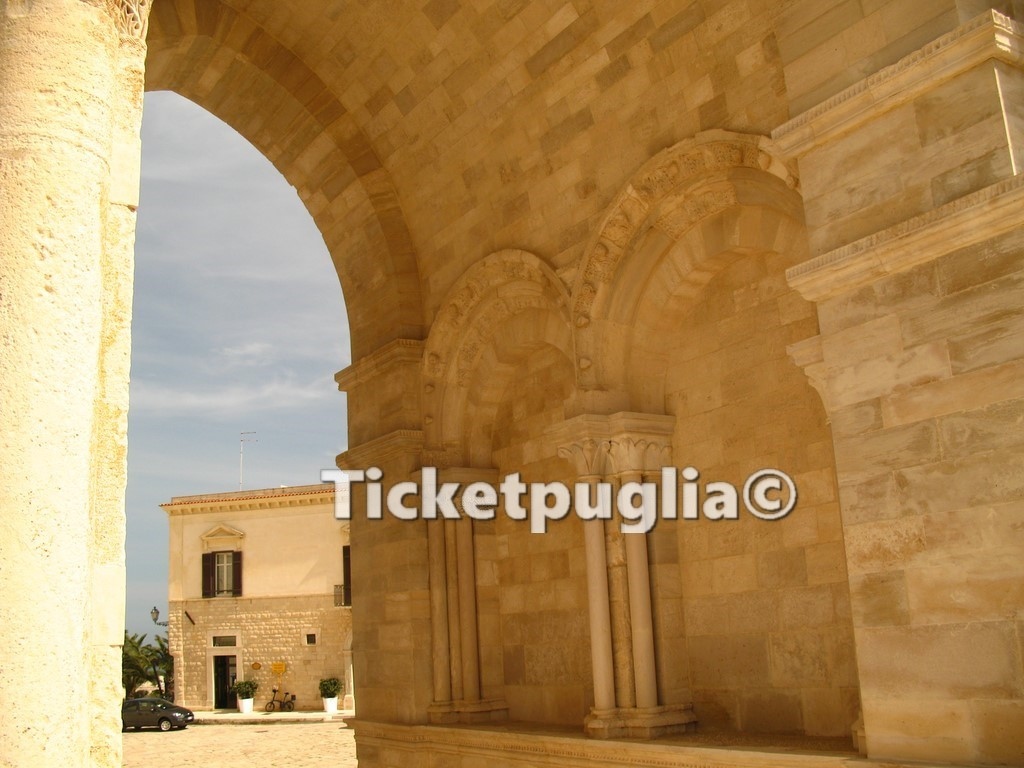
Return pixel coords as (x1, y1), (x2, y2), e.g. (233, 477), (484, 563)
(0, 1), (149, 765)
(337, 341), (435, 725)
(775, 11), (1024, 765)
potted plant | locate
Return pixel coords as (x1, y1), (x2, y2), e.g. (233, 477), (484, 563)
(319, 677), (343, 714)
(231, 679), (259, 714)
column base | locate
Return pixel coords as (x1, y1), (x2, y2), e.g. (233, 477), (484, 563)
(584, 704), (697, 739)
(851, 714), (867, 756)
(428, 698), (509, 724)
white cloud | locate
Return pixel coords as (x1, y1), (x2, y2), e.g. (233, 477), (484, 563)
(131, 375), (336, 417)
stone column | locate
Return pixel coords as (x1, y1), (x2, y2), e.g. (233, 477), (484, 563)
(426, 465), (508, 723)
(557, 439), (616, 713)
(455, 516), (480, 702)
(426, 519), (452, 706)
(553, 413), (695, 738)
(0, 2), (149, 766)
(605, 425), (693, 737)
(606, 438), (663, 708)
(775, 11), (1024, 765)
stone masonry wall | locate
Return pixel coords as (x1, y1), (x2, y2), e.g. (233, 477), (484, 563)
(171, 594), (351, 712)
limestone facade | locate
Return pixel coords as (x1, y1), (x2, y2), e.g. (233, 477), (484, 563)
(162, 485), (354, 712)
(2, 1), (1024, 766)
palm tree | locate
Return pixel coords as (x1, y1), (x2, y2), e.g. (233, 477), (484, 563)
(150, 633), (174, 698)
(122, 631), (174, 698)
(122, 632), (152, 698)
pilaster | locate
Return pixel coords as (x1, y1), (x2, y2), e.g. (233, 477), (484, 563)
(336, 430), (433, 724)
(777, 11), (1024, 765)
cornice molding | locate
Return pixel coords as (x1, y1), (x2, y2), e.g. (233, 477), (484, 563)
(337, 429), (424, 469)
(160, 485), (335, 516)
(335, 339), (424, 392)
(786, 174), (1024, 301)
(773, 10), (1024, 157)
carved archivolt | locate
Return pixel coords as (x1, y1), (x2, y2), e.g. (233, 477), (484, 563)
(422, 249), (573, 450)
(570, 130), (803, 391)
(572, 130), (798, 330)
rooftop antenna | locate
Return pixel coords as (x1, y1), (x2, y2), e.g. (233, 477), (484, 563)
(239, 431), (257, 490)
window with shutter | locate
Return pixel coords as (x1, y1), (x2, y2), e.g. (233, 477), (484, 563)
(232, 550), (243, 596)
(341, 545), (351, 606)
(205, 550), (242, 597)
(202, 552), (215, 598)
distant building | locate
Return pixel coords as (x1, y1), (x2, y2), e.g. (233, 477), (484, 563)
(161, 484), (353, 711)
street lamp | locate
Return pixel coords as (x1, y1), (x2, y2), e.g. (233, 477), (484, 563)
(150, 606), (168, 627)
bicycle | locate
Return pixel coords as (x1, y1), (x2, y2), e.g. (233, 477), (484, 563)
(264, 685), (296, 712)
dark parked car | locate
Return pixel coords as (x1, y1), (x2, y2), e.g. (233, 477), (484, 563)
(121, 698), (194, 731)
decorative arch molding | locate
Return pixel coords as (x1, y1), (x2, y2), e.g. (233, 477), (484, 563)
(144, 0), (423, 358)
(422, 249), (574, 459)
(572, 130), (803, 391)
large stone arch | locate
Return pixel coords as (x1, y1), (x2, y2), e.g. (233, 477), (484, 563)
(145, 0), (423, 359)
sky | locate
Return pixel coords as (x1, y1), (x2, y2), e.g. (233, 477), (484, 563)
(125, 91), (350, 636)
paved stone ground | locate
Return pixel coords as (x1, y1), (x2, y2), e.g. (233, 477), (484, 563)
(122, 722), (357, 768)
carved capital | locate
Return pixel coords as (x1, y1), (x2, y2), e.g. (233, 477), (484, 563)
(85, 0), (151, 39)
(117, 0), (150, 38)
(606, 437), (672, 476)
(557, 439), (611, 479)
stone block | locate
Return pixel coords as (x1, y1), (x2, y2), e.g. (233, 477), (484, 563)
(825, 341), (950, 413)
(770, 631), (829, 687)
(817, 265), (939, 336)
(895, 450), (1024, 518)
(779, 585), (836, 630)
(849, 570), (910, 627)
(688, 634), (771, 689)
(801, 686), (854, 737)
(726, 590), (779, 635)
(711, 553), (757, 594)
(837, 471), (902, 526)
(902, 271), (1024, 348)
(833, 420), (940, 479)
(756, 547), (808, 589)
(738, 689), (803, 733)
(881, 358), (1024, 428)
(905, 553), (1024, 624)
(971, 699), (1024, 765)
(804, 541), (847, 585)
(857, 621), (1023, 699)
(685, 595), (730, 636)
(844, 516), (927, 575)
(948, 311), (1024, 374)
